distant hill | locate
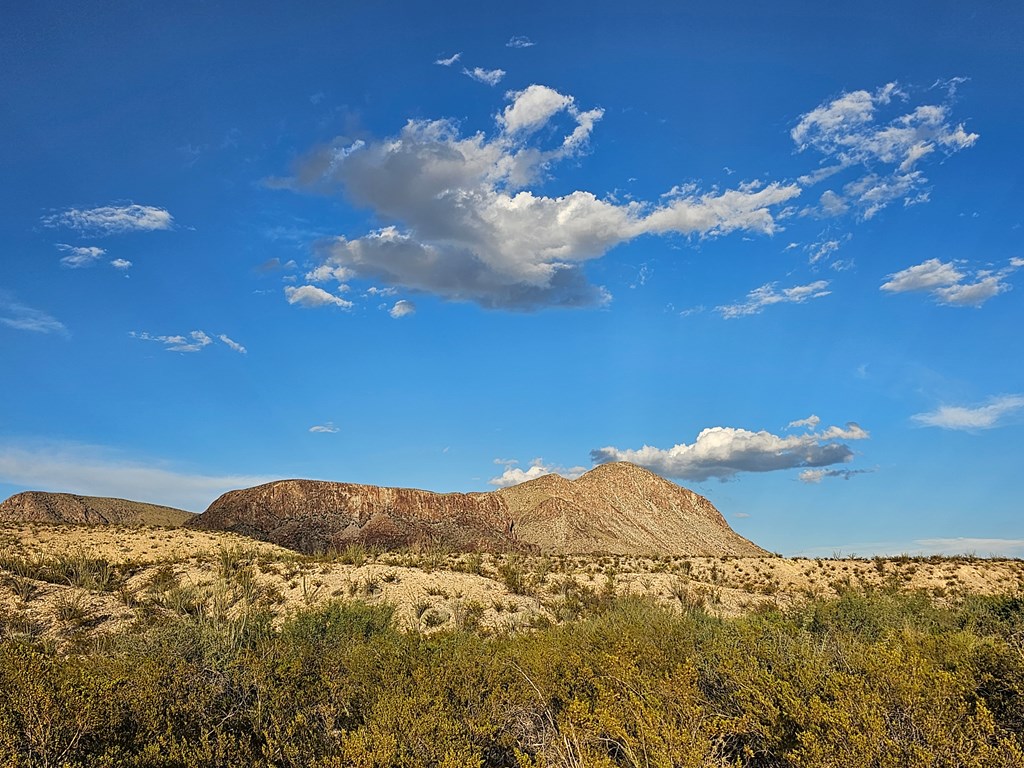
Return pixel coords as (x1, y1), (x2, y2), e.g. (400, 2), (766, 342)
(190, 462), (767, 557)
(0, 491), (194, 527)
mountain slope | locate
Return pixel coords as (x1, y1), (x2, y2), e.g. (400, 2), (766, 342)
(0, 491), (194, 527)
(190, 462), (767, 556)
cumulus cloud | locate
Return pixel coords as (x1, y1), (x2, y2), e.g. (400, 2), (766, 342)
(488, 457), (587, 487)
(799, 467), (875, 483)
(717, 280), (831, 318)
(434, 52), (461, 66)
(794, 81), (977, 219)
(506, 35), (535, 48)
(0, 441), (274, 511)
(283, 284), (354, 309)
(0, 293), (67, 335)
(293, 85), (800, 310)
(110, 258), (132, 270)
(591, 420), (868, 482)
(56, 244), (106, 268)
(130, 330), (213, 353)
(463, 67), (505, 86)
(388, 299), (416, 318)
(912, 394), (1024, 431)
(217, 334), (247, 354)
(43, 204), (174, 234)
(309, 422), (340, 434)
(881, 257), (1019, 307)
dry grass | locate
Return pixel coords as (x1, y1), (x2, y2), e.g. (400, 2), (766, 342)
(2, 522), (1022, 646)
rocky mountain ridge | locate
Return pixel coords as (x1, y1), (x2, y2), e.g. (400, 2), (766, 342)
(190, 462), (767, 556)
(0, 491), (194, 527)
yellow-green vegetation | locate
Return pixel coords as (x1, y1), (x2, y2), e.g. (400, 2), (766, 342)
(2, 582), (1023, 766)
(2, 527), (1024, 766)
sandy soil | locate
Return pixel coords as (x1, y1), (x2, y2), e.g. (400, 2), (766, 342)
(2, 523), (1022, 646)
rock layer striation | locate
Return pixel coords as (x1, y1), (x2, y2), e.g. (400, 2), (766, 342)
(0, 492), (194, 527)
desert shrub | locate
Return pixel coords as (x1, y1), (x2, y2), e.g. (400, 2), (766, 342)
(1, 589), (1023, 766)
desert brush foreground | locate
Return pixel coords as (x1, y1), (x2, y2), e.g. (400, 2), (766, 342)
(2, 521), (1024, 766)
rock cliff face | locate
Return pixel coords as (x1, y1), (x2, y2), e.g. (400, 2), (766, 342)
(0, 492), (194, 527)
(190, 462), (767, 557)
(190, 480), (521, 553)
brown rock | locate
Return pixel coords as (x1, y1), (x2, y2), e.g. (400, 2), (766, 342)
(0, 491), (194, 527)
(190, 462), (767, 557)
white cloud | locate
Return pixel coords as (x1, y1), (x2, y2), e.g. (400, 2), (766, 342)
(0, 441), (273, 512)
(309, 422), (340, 434)
(130, 330), (213, 353)
(217, 334), (247, 354)
(717, 280), (831, 318)
(794, 82), (977, 219)
(283, 284), (354, 309)
(0, 293), (67, 335)
(110, 258), (132, 270)
(56, 244), (106, 268)
(787, 415), (821, 430)
(463, 67), (505, 86)
(488, 457), (587, 487)
(912, 394), (1024, 431)
(388, 299), (416, 318)
(798, 467), (874, 483)
(295, 85), (800, 310)
(881, 257), (1019, 307)
(43, 204), (174, 234)
(806, 239), (842, 265)
(434, 52), (461, 66)
(506, 35), (535, 48)
(591, 420), (868, 482)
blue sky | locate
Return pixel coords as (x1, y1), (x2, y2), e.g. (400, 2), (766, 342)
(2, 1), (1022, 556)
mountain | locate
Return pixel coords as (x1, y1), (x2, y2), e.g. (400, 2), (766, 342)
(190, 462), (767, 556)
(499, 462), (765, 556)
(0, 491), (194, 527)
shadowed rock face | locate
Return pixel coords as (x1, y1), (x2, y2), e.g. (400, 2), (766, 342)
(0, 492), (194, 527)
(190, 462), (768, 557)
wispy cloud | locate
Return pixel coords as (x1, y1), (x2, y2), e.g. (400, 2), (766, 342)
(717, 280), (831, 318)
(592, 420), (868, 482)
(881, 257), (1020, 307)
(309, 422), (340, 434)
(130, 330), (213, 353)
(794, 81), (977, 220)
(488, 457), (587, 487)
(110, 258), (132, 270)
(283, 285), (354, 309)
(434, 52), (462, 66)
(217, 334), (247, 354)
(506, 35), (535, 48)
(0, 293), (67, 335)
(912, 394), (1024, 431)
(56, 244), (106, 268)
(462, 66), (506, 86)
(388, 299), (416, 318)
(43, 204), (174, 234)
(799, 467), (875, 483)
(0, 441), (273, 512)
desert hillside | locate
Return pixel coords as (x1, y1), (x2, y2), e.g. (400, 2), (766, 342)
(0, 491), (193, 527)
(189, 462), (767, 557)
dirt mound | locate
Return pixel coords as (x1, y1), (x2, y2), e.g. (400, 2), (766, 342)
(190, 462), (766, 557)
(0, 491), (194, 527)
